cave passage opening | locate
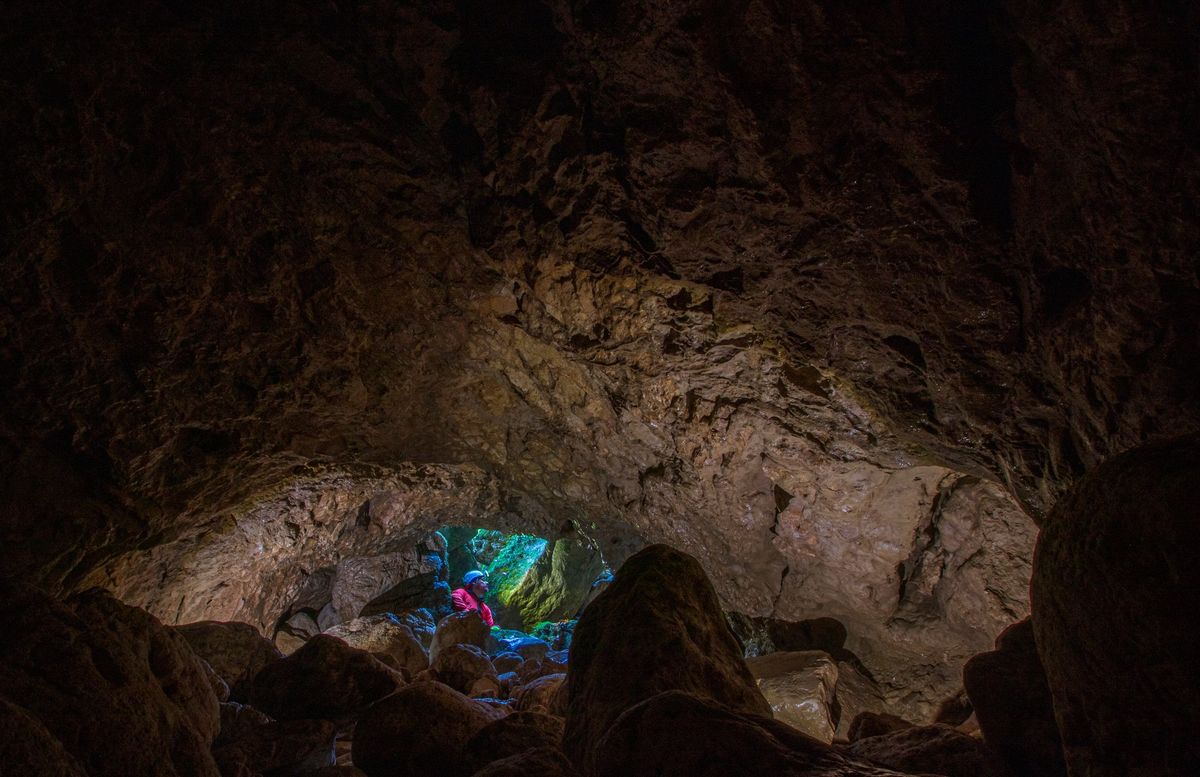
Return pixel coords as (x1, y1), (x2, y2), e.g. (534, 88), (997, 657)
(439, 524), (612, 639)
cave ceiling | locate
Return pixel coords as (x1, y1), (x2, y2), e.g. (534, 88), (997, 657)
(1, 0), (1197, 716)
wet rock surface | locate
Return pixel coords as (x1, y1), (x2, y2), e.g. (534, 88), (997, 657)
(1031, 435), (1200, 776)
(0, 585), (221, 777)
(249, 634), (404, 722)
(564, 544), (771, 773)
(746, 650), (839, 742)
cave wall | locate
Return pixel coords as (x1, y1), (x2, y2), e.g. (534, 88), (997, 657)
(1, 0), (1197, 724)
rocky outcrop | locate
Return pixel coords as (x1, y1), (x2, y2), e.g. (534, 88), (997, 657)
(431, 610), (491, 661)
(1031, 436), (1200, 776)
(594, 690), (925, 777)
(0, 697), (88, 777)
(433, 643), (499, 695)
(353, 681), (504, 777)
(842, 725), (1005, 777)
(847, 712), (914, 743)
(503, 538), (607, 630)
(513, 674), (567, 716)
(470, 748), (580, 777)
(564, 544), (772, 773)
(963, 618), (1065, 777)
(0, 585), (220, 777)
(249, 634), (404, 721)
(212, 718), (338, 776)
(324, 614), (430, 679)
(176, 621), (284, 703)
(746, 650), (839, 743)
(465, 711), (566, 773)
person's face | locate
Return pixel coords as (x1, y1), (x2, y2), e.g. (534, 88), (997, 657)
(470, 578), (489, 598)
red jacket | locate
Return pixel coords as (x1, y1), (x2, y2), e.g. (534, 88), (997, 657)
(450, 587), (494, 627)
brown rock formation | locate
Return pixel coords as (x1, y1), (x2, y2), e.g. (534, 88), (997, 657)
(0, 585), (221, 777)
(248, 634), (405, 722)
(594, 690), (929, 777)
(564, 544), (771, 773)
(842, 725), (1005, 777)
(465, 711), (567, 774)
(746, 650), (839, 743)
(324, 614), (431, 679)
(176, 620), (285, 703)
(963, 617), (1065, 777)
(433, 643), (500, 694)
(431, 610), (491, 661)
(353, 680), (505, 777)
(1031, 435), (1200, 776)
(0, 0), (1197, 770)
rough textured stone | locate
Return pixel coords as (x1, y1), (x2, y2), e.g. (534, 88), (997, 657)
(213, 718), (337, 777)
(503, 538), (607, 630)
(2, 0), (1198, 754)
(434, 643), (499, 695)
(215, 702), (273, 748)
(176, 621), (284, 703)
(842, 724), (1005, 777)
(746, 650), (839, 743)
(0, 697), (88, 777)
(963, 618), (1065, 777)
(564, 545), (771, 774)
(493, 652), (525, 674)
(431, 610), (490, 662)
(465, 711), (565, 773)
(513, 674), (567, 716)
(847, 712), (914, 743)
(353, 680), (504, 777)
(470, 747), (580, 777)
(1031, 436), (1200, 777)
(249, 634), (404, 721)
(324, 614), (430, 678)
(0, 585), (220, 777)
(595, 690), (930, 777)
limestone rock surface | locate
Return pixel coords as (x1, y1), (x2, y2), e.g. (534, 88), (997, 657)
(963, 618), (1065, 777)
(176, 620), (284, 703)
(595, 690), (930, 777)
(470, 747), (580, 777)
(324, 614), (430, 679)
(249, 634), (404, 721)
(431, 610), (490, 662)
(0, 585), (220, 777)
(434, 643), (499, 695)
(1031, 435), (1200, 777)
(842, 724), (1005, 777)
(353, 680), (504, 777)
(513, 674), (567, 715)
(746, 650), (839, 743)
(465, 711), (566, 773)
(213, 718), (337, 776)
(564, 544), (771, 774)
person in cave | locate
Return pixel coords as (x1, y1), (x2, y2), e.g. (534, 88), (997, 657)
(451, 569), (495, 628)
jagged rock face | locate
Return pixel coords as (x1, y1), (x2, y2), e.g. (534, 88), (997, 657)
(1, 0), (1196, 733)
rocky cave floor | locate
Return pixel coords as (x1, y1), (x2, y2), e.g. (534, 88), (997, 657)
(5, 542), (1052, 777)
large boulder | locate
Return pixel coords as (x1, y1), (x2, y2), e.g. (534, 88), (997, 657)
(0, 585), (221, 777)
(503, 538), (607, 630)
(331, 549), (444, 624)
(963, 618), (1065, 776)
(746, 650), (839, 743)
(433, 643), (498, 694)
(842, 724), (1005, 777)
(594, 690), (931, 777)
(249, 634), (404, 721)
(212, 718), (337, 776)
(175, 620), (284, 702)
(360, 575), (452, 619)
(469, 747), (580, 777)
(563, 545), (770, 775)
(324, 614), (430, 678)
(353, 680), (504, 777)
(0, 697), (88, 776)
(464, 711), (565, 773)
(1031, 435), (1200, 776)
(430, 609), (489, 661)
(513, 673), (567, 715)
